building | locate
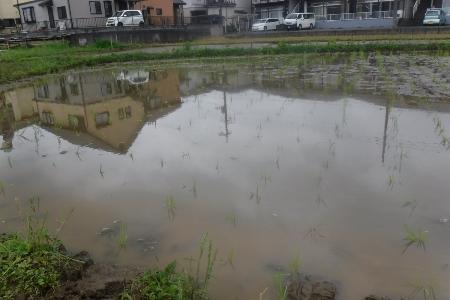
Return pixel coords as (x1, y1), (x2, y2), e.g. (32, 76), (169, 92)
(252, 0), (396, 20)
(0, 0), (20, 31)
(183, 0), (251, 24)
(15, 0), (183, 31)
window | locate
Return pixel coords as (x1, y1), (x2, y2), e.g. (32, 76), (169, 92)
(156, 8), (163, 16)
(104, 1), (113, 17)
(69, 83), (79, 96)
(42, 111), (55, 125)
(57, 6), (67, 19)
(22, 7), (36, 23)
(95, 112), (110, 127)
(89, 1), (102, 14)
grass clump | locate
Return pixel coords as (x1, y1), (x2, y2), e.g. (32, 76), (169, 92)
(122, 261), (186, 300)
(0, 198), (71, 299)
(122, 234), (217, 300)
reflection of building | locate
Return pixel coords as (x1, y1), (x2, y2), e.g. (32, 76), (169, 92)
(33, 69), (181, 153)
(0, 69), (181, 154)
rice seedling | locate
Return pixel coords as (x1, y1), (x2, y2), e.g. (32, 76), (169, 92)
(402, 199), (418, 217)
(408, 280), (436, 300)
(304, 225), (326, 240)
(388, 175), (395, 190)
(117, 223), (128, 249)
(55, 208), (74, 237)
(7, 156), (12, 168)
(0, 180), (5, 196)
(289, 253), (301, 276)
(259, 287), (269, 300)
(192, 180), (198, 198)
(160, 159), (165, 168)
(224, 248), (235, 269)
(225, 212), (237, 228)
(403, 225), (427, 254)
(99, 164), (104, 178)
(129, 153), (134, 161)
(273, 273), (288, 300)
(165, 195), (176, 221)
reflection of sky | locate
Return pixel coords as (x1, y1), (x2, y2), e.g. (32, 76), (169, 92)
(1, 89), (450, 299)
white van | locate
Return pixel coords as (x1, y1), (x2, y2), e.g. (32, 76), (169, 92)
(283, 13), (315, 30)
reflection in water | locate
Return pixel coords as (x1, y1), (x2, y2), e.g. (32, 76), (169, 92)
(1, 58), (450, 300)
(1, 69), (181, 154)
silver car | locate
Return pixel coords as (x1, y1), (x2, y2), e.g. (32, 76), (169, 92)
(106, 10), (145, 27)
(423, 9), (446, 26)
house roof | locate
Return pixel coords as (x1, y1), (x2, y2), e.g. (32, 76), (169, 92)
(173, 0), (186, 5)
(14, 0), (50, 7)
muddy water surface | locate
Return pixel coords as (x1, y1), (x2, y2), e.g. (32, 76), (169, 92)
(1, 54), (450, 299)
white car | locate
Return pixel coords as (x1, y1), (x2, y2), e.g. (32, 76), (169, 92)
(423, 9), (446, 26)
(283, 13), (315, 30)
(106, 10), (145, 27)
(252, 18), (281, 31)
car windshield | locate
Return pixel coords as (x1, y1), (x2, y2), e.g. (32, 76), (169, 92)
(425, 10), (439, 16)
(254, 19), (266, 24)
(113, 11), (123, 17)
(285, 14), (297, 19)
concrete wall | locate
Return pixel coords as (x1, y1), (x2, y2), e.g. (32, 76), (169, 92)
(315, 18), (395, 29)
(69, 26), (220, 45)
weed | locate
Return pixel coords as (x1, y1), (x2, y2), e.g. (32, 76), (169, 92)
(0, 197), (73, 299)
(403, 225), (427, 253)
(122, 261), (186, 300)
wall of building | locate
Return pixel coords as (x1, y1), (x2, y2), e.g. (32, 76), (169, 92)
(0, 0), (19, 20)
(139, 0), (175, 17)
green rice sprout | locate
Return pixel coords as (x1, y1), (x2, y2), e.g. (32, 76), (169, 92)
(403, 225), (427, 254)
(165, 195), (176, 221)
(117, 223), (128, 249)
(274, 273), (288, 300)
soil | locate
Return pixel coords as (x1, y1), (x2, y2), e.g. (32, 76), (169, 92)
(43, 251), (140, 300)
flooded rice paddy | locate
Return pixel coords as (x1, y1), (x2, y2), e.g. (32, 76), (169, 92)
(1, 53), (450, 299)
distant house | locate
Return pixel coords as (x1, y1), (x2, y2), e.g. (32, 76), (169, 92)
(0, 0), (20, 32)
(183, 0), (251, 24)
(15, 0), (184, 30)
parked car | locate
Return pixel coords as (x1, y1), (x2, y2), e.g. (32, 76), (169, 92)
(106, 10), (145, 27)
(423, 8), (446, 26)
(252, 18), (281, 31)
(283, 13), (315, 30)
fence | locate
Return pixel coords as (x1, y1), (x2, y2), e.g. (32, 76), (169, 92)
(316, 11), (395, 21)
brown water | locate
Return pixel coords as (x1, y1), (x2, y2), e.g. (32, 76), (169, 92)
(1, 54), (450, 299)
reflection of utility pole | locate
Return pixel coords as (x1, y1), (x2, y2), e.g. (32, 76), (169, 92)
(222, 90), (230, 142)
(381, 100), (390, 163)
